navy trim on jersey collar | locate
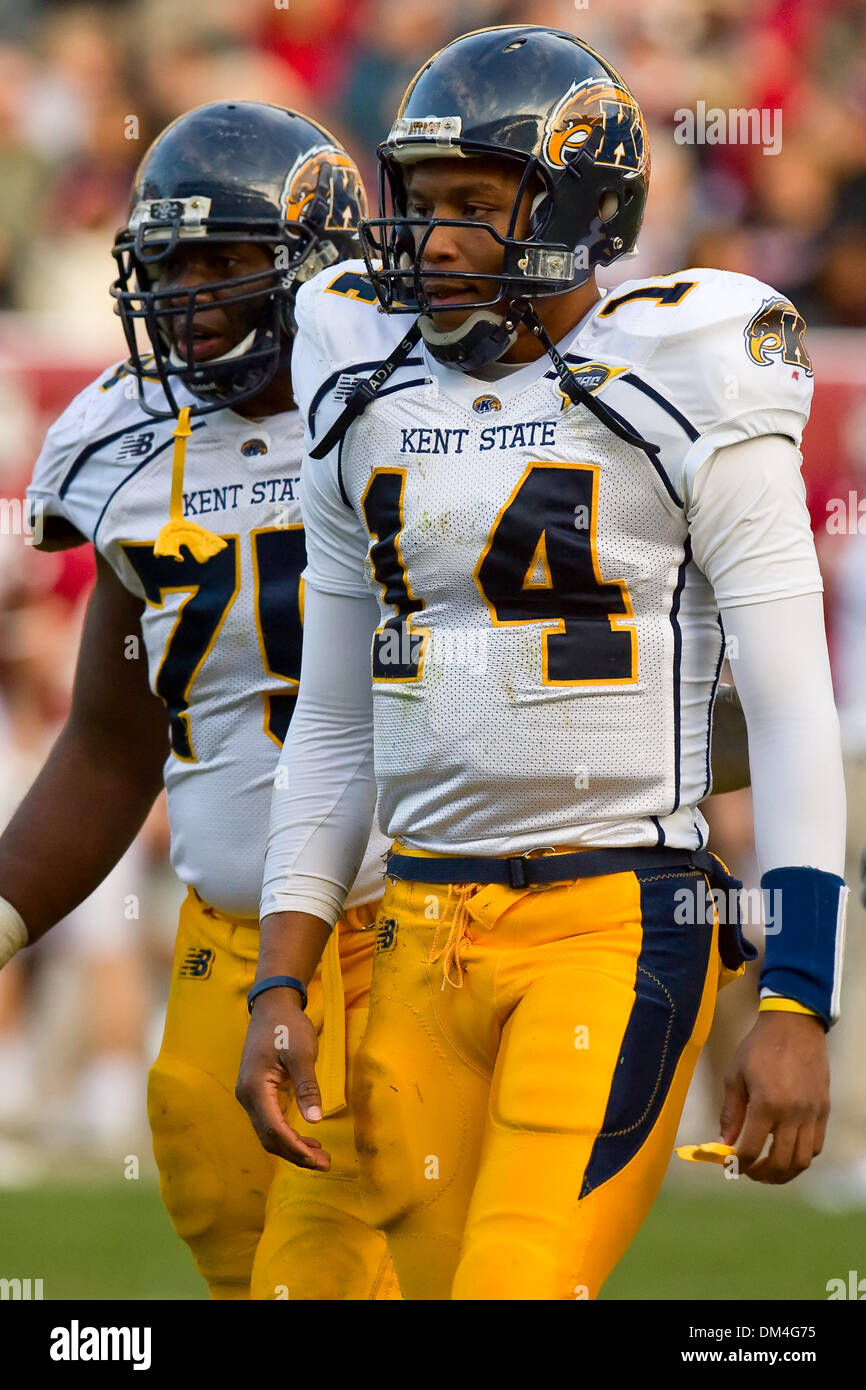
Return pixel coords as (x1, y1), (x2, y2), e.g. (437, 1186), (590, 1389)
(59, 419), (164, 500)
(307, 358), (425, 440)
(92, 421), (208, 545)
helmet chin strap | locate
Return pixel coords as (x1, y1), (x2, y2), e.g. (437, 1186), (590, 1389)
(418, 308), (516, 352)
(417, 307), (521, 373)
(519, 303), (660, 459)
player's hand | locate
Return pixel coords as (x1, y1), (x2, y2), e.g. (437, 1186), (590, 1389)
(236, 989), (330, 1171)
(719, 1011), (829, 1184)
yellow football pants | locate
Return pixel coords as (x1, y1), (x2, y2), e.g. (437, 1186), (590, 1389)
(353, 860), (727, 1300)
(147, 887), (399, 1300)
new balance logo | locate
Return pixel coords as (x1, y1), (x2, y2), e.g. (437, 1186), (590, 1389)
(178, 947), (214, 979)
(333, 373), (362, 402)
(375, 918), (397, 954)
(116, 432), (155, 460)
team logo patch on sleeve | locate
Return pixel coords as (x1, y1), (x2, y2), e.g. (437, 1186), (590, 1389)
(744, 297), (812, 375)
(178, 947), (214, 979)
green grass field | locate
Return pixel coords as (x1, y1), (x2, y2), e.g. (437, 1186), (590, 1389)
(1, 1169), (862, 1300)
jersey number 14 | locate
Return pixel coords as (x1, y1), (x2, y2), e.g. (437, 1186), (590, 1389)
(361, 463), (637, 687)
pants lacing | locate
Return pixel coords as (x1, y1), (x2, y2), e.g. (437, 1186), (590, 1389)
(429, 883), (480, 990)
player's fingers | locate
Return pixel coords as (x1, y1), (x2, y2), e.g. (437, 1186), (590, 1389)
(733, 1099), (774, 1172)
(813, 1102), (829, 1158)
(239, 1072), (329, 1170)
(719, 1068), (748, 1145)
(286, 1057), (324, 1125)
(746, 1119), (799, 1184)
(796, 1119), (818, 1175)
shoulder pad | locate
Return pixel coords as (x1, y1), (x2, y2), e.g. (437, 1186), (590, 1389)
(27, 360), (180, 546)
(587, 268), (813, 475)
(293, 259), (418, 439)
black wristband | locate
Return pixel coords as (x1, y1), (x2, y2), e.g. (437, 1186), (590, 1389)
(247, 975), (308, 1014)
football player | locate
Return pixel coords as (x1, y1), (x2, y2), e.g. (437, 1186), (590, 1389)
(238, 28), (847, 1301)
(0, 102), (399, 1301)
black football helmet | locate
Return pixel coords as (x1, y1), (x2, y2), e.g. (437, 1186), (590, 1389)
(361, 26), (650, 371)
(111, 102), (368, 418)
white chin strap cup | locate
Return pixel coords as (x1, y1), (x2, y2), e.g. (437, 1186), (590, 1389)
(168, 327), (258, 370)
(418, 307), (517, 354)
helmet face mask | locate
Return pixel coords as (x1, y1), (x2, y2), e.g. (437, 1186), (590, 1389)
(363, 144), (583, 316)
(360, 26), (649, 371)
(110, 104), (367, 418)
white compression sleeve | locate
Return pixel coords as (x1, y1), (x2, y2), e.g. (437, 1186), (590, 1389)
(260, 585), (380, 927)
(687, 433), (844, 875)
(719, 592), (846, 877)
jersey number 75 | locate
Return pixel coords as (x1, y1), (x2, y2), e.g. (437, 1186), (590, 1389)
(122, 528), (305, 760)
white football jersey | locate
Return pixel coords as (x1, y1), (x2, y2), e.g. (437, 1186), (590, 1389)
(292, 262), (820, 855)
(28, 363), (389, 917)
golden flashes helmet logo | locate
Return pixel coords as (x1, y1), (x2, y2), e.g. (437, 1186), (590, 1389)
(744, 298), (813, 375)
(281, 145), (368, 231)
(544, 78), (649, 177)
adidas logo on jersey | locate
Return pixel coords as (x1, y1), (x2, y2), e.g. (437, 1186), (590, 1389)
(178, 947), (214, 979)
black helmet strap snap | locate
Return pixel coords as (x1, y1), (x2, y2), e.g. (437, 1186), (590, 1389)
(520, 303), (660, 460)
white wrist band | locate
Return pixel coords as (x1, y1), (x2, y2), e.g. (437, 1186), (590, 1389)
(0, 897), (28, 967)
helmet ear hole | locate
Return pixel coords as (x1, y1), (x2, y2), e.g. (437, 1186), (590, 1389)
(599, 191), (619, 222)
(529, 190), (550, 235)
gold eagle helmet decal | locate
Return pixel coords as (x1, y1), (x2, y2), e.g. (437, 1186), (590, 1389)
(744, 297), (813, 376)
(281, 144), (368, 231)
(543, 77), (649, 177)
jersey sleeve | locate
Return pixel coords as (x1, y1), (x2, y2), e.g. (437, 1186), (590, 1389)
(26, 383), (96, 549)
(687, 434), (823, 607)
(293, 267), (385, 599)
(640, 270), (814, 504)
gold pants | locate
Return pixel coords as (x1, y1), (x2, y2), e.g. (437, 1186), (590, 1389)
(147, 887), (399, 1300)
(354, 859), (726, 1299)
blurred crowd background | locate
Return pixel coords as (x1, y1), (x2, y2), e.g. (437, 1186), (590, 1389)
(0, 0), (865, 1204)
